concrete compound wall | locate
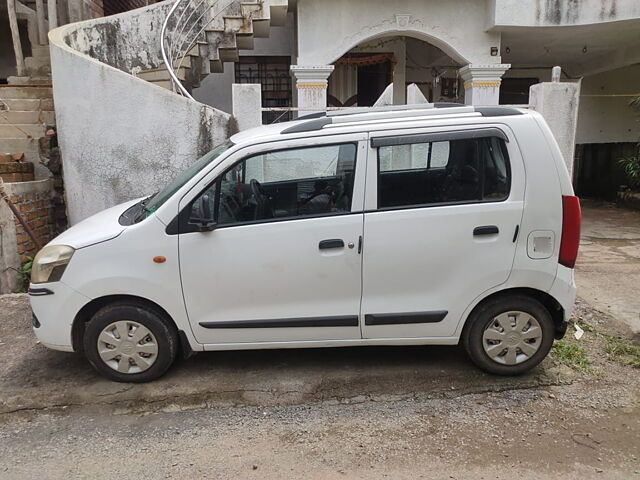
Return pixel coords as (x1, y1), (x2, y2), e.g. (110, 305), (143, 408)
(49, 0), (231, 224)
(0, 179), (55, 293)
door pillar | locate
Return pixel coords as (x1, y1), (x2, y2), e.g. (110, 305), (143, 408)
(459, 64), (510, 106)
(290, 65), (334, 116)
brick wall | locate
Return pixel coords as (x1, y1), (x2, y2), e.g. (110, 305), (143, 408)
(0, 179), (56, 293)
(10, 189), (56, 264)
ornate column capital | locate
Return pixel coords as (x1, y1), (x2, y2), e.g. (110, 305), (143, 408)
(459, 64), (511, 106)
(290, 65), (334, 115)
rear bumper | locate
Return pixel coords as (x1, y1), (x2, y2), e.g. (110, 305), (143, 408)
(548, 264), (577, 339)
(29, 281), (90, 352)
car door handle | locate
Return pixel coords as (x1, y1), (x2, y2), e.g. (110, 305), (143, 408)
(319, 239), (344, 250)
(473, 225), (499, 236)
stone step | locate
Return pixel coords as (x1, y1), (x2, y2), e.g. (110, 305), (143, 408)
(0, 87), (53, 100)
(137, 67), (188, 82)
(0, 138), (40, 160)
(0, 98), (54, 111)
(25, 56), (51, 76)
(0, 110), (55, 125)
(148, 80), (174, 90)
(268, 0), (288, 26)
(223, 15), (253, 35)
(31, 45), (51, 59)
(209, 59), (224, 74)
(7, 76), (52, 86)
(250, 17), (270, 37)
(0, 124), (47, 138)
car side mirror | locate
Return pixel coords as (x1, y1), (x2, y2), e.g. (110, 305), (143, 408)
(188, 194), (217, 232)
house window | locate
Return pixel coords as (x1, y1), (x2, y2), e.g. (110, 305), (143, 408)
(235, 56), (292, 124)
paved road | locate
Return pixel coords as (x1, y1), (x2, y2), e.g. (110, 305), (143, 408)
(577, 201), (640, 338)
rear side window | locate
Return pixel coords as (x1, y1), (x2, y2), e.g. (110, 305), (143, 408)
(377, 135), (510, 209)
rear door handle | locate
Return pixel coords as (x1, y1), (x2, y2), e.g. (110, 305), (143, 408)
(473, 225), (499, 236)
(319, 239), (344, 250)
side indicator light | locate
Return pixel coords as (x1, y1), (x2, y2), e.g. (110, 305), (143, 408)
(153, 256), (167, 264)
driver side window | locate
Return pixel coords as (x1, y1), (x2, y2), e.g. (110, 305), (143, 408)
(210, 143), (358, 227)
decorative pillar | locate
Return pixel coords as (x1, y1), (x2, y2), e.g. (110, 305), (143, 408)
(290, 65), (334, 116)
(459, 64), (510, 106)
(232, 84), (262, 131)
(392, 37), (406, 105)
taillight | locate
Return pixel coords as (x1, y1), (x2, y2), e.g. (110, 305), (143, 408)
(559, 195), (581, 268)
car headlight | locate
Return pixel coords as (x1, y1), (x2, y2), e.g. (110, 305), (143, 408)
(31, 245), (75, 284)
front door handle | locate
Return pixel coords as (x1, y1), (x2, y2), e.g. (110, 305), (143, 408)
(319, 239), (344, 250)
(473, 225), (499, 236)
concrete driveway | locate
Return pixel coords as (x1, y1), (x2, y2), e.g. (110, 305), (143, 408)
(577, 201), (640, 338)
(0, 294), (571, 415)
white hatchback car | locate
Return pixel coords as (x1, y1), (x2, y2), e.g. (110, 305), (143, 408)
(29, 104), (580, 382)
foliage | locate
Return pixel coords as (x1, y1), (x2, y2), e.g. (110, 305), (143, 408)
(17, 256), (33, 293)
(618, 153), (640, 188)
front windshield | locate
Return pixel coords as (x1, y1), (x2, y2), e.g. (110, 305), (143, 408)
(144, 141), (232, 215)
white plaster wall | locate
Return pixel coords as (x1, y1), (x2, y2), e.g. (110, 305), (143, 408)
(490, 0), (640, 27)
(63, 1), (171, 73)
(576, 64), (640, 144)
(49, 10), (230, 224)
(295, 0), (502, 66)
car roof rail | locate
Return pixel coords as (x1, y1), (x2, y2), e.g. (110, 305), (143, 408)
(279, 104), (522, 135)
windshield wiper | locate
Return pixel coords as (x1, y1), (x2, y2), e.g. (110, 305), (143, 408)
(134, 192), (158, 222)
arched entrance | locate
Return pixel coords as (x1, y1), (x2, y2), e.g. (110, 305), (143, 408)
(327, 36), (464, 107)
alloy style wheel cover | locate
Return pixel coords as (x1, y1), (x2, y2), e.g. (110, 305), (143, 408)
(482, 311), (543, 365)
(97, 320), (159, 374)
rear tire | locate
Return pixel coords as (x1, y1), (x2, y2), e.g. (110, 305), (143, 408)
(462, 295), (555, 376)
(83, 302), (178, 383)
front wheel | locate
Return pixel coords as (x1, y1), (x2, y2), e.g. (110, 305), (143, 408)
(83, 302), (178, 382)
(463, 295), (555, 376)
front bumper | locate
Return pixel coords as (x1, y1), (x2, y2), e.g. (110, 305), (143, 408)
(29, 281), (90, 352)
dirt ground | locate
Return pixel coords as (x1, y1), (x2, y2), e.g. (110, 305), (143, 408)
(0, 202), (639, 479)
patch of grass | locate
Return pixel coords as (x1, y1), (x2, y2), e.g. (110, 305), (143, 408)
(552, 340), (592, 371)
(604, 336), (640, 369)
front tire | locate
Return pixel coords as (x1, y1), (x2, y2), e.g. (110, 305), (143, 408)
(462, 295), (555, 376)
(83, 302), (178, 382)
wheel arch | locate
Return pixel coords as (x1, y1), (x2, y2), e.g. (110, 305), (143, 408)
(460, 287), (567, 342)
(71, 294), (193, 357)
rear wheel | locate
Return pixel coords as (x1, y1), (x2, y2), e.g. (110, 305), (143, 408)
(83, 302), (178, 382)
(463, 295), (555, 375)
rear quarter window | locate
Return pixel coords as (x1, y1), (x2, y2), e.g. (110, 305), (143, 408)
(377, 135), (511, 209)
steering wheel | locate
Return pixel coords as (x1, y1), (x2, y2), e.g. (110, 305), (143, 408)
(250, 179), (273, 220)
